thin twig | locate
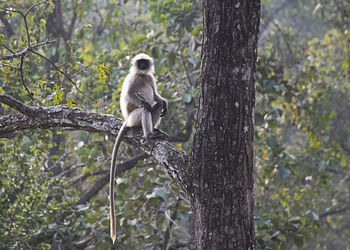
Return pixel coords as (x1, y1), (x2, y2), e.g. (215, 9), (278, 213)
(30, 49), (86, 96)
(1, 40), (56, 60)
(24, 0), (50, 17)
(22, 12), (31, 47)
(0, 63), (19, 69)
(0, 1), (53, 99)
(19, 54), (34, 99)
(0, 7), (30, 45)
(1, 44), (16, 54)
(1, 1), (87, 98)
(0, 6), (22, 14)
(0, 0), (51, 48)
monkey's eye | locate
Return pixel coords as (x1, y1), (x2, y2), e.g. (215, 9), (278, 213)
(137, 59), (149, 70)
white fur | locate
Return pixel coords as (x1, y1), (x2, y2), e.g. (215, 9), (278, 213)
(120, 53), (164, 128)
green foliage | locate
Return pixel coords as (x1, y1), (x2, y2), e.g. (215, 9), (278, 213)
(255, 14), (350, 249)
(0, 135), (87, 248)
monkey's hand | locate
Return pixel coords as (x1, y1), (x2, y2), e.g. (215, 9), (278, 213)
(160, 100), (168, 117)
(141, 101), (152, 112)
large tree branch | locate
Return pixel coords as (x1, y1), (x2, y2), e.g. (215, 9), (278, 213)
(0, 94), (190, 194)
(0, 94), (37, 117)
(53, 0), (77, 51)
(76, 153), (148, 205)
(68, 6), (78, 39)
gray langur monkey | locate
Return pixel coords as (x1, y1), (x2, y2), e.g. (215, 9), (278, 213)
(109, 53), (168, 243)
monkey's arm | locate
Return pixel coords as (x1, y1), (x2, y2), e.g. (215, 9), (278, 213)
(154, 92), (167, 117)
(128, 92), (152, 112)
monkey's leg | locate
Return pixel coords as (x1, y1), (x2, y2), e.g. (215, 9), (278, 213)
(151, 102), (162, 127)
(141, 107), (154, 139)
(128, 106), (166, 139)
(125, 108), (142, 126)
(149, 103), (168, 139)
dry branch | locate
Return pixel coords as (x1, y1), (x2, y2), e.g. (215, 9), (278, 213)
(0, 63), (19, 69)
(0, 1), (84, 97)
(1, 40), (57, 60)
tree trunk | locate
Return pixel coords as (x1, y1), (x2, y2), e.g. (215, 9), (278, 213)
(189, 1), (260, 249)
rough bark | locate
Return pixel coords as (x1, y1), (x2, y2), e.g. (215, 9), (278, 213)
(189, 0), (260, 249)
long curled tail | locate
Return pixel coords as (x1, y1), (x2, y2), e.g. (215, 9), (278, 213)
(109, 121), (127, 244)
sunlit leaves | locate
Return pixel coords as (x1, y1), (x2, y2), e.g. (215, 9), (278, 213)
(97, 63), (111, 84)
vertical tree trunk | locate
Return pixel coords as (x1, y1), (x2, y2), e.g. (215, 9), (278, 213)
(189, 1), (260, 249)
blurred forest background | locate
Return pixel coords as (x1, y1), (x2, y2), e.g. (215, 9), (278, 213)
(0, 0), (349, 249)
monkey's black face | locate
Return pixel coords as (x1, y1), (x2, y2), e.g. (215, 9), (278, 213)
(137, 59), (150, 71)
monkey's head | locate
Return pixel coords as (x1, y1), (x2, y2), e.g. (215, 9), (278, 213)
(131, 53), (154, 75)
